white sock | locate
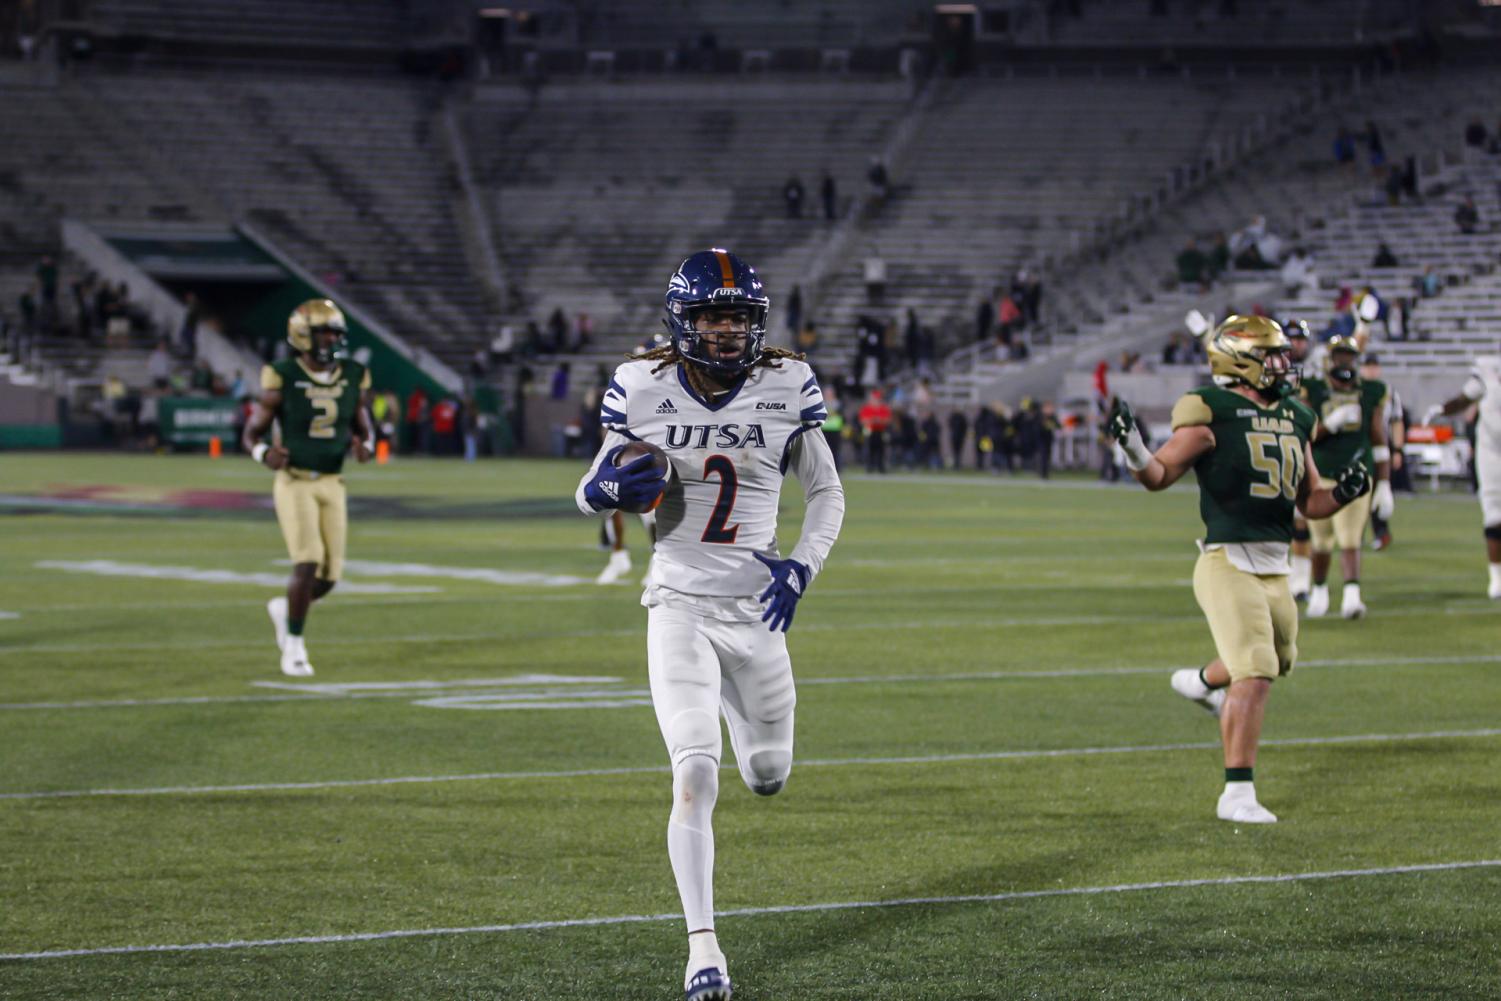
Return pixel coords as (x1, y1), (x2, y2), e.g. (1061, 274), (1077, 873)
(1221, 780), (1256, 801)
(688, 930), (723, 969)
(668, 756), (719, 936)
(284, 635), (306, 657)
(1489, 563), (1501, 588)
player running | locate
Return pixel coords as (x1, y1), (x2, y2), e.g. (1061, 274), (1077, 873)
(575, 249), (844, 1001)
(242, 299), (373, 677)
(1108, 316), (1370, 823)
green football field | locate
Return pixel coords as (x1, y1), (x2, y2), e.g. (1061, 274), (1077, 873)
(2, 452), (1498, 1000)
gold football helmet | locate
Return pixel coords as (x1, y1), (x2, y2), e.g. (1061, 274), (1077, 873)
(1207, 314), (1291, 391)
(1325, 333), (1361, 384)
(287, 299), (347, 363)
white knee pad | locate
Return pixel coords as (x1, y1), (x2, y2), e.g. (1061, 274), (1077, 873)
(671, 754), (720, 828)
(666, 707), (720, 764)
(739, 747), (792, 797)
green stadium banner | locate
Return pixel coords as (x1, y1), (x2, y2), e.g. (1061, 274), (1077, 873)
(160, 397), (240, 447)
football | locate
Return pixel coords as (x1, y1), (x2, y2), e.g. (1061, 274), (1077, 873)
(613, 440), (671, 512)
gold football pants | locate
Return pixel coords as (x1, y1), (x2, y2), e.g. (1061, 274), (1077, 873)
(1309, 491), (1373, 553)
(272, 469), (347, 581)
(1192, 547), (1297, 683)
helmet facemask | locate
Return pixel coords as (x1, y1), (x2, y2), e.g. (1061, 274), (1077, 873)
(671, 300), (767, 374)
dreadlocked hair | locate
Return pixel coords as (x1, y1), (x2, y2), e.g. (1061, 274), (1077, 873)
(628, 345), (806, 375)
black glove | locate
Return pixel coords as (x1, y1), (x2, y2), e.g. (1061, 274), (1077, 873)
(1331, 463), (1372, 506)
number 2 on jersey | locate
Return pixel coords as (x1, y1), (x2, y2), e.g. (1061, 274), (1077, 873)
(1245, 432), (1304, 501)
(701, 455), (740, 544)
(308, 397), (339, 439)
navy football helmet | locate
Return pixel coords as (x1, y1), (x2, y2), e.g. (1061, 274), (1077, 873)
(663, 249), (769, 373)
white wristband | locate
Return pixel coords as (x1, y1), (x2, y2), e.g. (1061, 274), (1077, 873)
(251, 442), (269, 464)
(1122, 427), (1153, 472)
(1371, 445), (1391, 462)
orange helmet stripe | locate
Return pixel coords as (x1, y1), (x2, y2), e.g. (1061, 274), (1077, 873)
(714, 250), (736, 287)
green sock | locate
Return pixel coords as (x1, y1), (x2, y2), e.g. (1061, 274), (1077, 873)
(288, 618), (305, 637)
(1225, 767), (1253, 783)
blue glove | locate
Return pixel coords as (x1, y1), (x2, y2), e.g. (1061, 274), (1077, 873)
(754, 551), (810, 633)
(584, 446), (666, 512)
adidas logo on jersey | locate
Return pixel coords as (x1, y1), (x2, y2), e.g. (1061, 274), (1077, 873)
(656, 399), (679, 414)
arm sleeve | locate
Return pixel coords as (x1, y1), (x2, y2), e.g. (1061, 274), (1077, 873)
(574, 430), (631, 515)
(785, 429), (844, 583)
(261, 365), (283, 391)
(360, 369), (373, 391)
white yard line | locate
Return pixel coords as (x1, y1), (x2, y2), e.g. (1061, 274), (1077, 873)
(2, 859), (1496, 962)
(2, 653), (1497, 712)
(3, 602), (1496, 658)
(3, 727), (1497, 801)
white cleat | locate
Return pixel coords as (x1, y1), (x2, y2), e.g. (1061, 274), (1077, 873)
(595, 549), (632, 585)
(266, 596), (289, 652)
(1488, 572), (1501, 600)
(280, 636), (314, 677)
(1170, 668), (1226, 718)
(1305, 585), (1329, 618)
(685, 962), (732, 1001)
(1217, 793), (1278, 824)
(1340, 594), (1367, 620)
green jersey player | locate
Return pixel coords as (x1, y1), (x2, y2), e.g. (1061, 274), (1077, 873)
(242, 298), (373, 676)
(1300, 335), (1393, 618)
(1108, 315), (1371, 823)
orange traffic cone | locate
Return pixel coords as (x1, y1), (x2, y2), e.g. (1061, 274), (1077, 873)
(209, 436), (223, 459)
(376, 439), (391, 464)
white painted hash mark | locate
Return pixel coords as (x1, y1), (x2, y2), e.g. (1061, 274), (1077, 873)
(35, 560), (437, 595)
(2, 727), (1497, 801)
(1, 860), (1496, 962)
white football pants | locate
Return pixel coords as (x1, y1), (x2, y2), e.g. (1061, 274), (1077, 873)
(645, 595), (797, 794)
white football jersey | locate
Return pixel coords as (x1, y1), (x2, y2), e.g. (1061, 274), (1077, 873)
(577, 357), (843, 600)
(1463, 355), (1501, 460)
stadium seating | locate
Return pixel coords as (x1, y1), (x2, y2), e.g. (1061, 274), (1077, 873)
(89, 0), (404, 50)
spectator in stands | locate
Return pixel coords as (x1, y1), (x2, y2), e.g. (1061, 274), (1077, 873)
(1176, 238), (1209, 290)
(1016, 267), (1042, 325)
(148, 339), (172, 390)
(545, 308), (567, 352)
(783, 175), (805, 219)
(489, 321), (515, 365)
(867, 155), (890, 204)
(863, 247), (887, 305)
(1333, 126), (1356, 166)
(796, 320), (819, 356)
(859, 389), (892, 474)
(18, 283), (37, 337)
(406, 386), (429, 454)
(1035, 401), (1060, 479)
(947, 408), (969, 469)
(1455, 196), (1480, 235)
(1384, 165), (1405, 206)
(573, 312), (593, 352)
(1363, 120), (1385, 169)
(785, 285), (803, 338)
(522, 320), (543, 357)
(36, 255), (58, 310)
(974, 294), (994, 343)
(431, 397), (460, 455)
(997, 292), (1022, 347)
(1465, 120), (1488, 149)
(190, 359), (214, 393)
(905, 308), (923, 367)
(550, 360), (571, 400)
(1206, 232), (1230, 280)
(1413, 264), (1441, 299)
(469, 349), (490, 382)
(1280, 246), (1314, 297)
(1373, 242), (1399, 268)
(821, 171), (838, 221)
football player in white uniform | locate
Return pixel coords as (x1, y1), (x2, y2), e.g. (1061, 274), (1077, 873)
(1426, 350), (1501, 598)
(575, 249), (845, 1001)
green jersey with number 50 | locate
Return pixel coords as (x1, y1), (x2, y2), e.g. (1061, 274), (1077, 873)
(261, 358), (370, 474)
(1171, 386), (1317, 545)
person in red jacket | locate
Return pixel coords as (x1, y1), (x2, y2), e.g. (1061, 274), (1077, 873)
(859, 389), (892, 474)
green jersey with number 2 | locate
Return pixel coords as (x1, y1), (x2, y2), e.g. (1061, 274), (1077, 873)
(1171, 386), (1317, 545)
(262, 359), (370, 474)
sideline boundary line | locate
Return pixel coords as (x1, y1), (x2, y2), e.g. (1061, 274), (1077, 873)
(3, 860), (1497, 962)
(4, 727), (1498, 801)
